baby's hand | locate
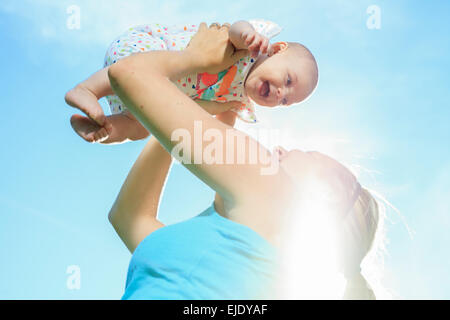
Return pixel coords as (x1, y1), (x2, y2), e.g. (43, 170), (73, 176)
(241, 30), (270, 58)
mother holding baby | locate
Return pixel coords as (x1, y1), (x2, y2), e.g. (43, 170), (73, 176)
(106, 22), (380, 300)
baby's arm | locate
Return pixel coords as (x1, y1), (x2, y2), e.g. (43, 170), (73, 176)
(229, 21), (270, 58)
(195, 99), (242, 115)
(65, 67), (113, 130)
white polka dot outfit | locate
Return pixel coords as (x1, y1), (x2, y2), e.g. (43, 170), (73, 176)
(104, 20), (282, 123)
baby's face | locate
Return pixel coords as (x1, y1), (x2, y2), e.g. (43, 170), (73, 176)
(244, 45), (317, 107)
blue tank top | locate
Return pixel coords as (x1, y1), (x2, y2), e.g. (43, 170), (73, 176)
(122, 204), (278, 299)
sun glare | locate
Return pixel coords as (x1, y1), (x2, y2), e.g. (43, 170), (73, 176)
(276, 179), (347, 299)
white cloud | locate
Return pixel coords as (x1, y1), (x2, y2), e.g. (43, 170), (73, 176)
(1, 1), (203, 45)
(0, 0), (261, 47)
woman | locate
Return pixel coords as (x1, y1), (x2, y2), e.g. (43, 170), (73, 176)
(107, 23), (380, 299)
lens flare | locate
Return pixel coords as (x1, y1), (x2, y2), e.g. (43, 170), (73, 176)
(276, 178), (346, 299)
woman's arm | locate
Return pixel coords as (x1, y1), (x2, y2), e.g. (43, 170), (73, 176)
(109, 110), (239, 253)
(109, 108), (244, 253)
(213, 110), (237, 213)
(108, 24), (287, 212)
(108, 137), (171, 253)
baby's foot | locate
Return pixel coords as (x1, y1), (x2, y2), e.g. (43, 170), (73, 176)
(65, 85), (110, 130)
(71, 113), (148, 144)
(70, 114), (109, 143)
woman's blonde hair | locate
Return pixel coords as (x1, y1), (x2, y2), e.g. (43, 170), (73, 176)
(339, 187), (382, 300)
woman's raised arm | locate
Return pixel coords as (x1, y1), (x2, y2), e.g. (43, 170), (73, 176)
(108, 23), (288, 216)
(108, 137), (171, 252)
(109, 110), (240, 253)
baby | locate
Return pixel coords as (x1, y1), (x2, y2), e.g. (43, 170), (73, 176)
(65, 19), (318, 144)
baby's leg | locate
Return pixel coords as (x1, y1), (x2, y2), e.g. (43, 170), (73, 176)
(71, 111), (149, 144)
(65, 67), (113, 130)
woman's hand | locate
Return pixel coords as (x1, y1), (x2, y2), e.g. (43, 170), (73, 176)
(185, 22), (249, 74)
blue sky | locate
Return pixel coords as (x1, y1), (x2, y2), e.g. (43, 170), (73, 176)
(0, 0), (449, 299)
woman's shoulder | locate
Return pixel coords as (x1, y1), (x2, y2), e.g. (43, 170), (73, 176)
(134, 203), (276, 257)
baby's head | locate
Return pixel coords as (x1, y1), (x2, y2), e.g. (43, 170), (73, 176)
(244, 42), (318, 107)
